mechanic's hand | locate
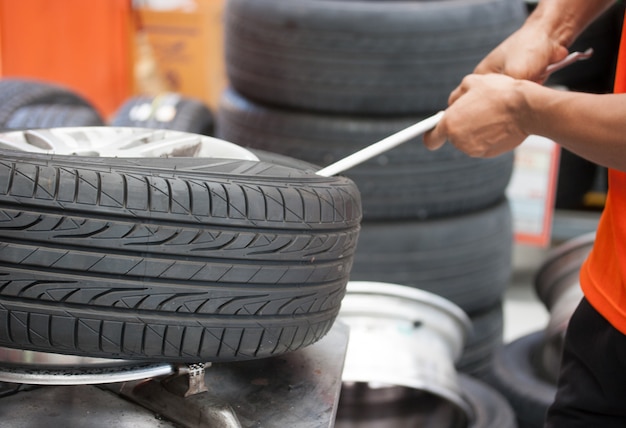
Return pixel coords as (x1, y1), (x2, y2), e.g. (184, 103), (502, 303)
(474, 24), (569, 82)
(422, 16), (568, 157)
(423, 73), (532, 157)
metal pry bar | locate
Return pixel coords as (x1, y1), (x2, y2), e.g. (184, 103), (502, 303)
(316, 111), (444, 177)
(316, 49), (594, 177)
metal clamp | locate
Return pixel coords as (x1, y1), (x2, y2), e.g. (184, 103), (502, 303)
(162, 362), (210, 397)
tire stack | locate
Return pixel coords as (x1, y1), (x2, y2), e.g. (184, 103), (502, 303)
(217, 0), (527, 380)
(0, 78), (105, 132)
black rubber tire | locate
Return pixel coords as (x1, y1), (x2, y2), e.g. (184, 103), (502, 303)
(486, 331), (557, 428)
(0, 79), (97, 129)
(3, 104), (105, 130)
(217, 88), (515, 220)
(0, 148), (362, 362)
(461, 374), (518, 428)
(110, 95), (215, 136)
(458, 302), (504, 380)
(349, 199), (513, 314)
(224, 0), (526, 115)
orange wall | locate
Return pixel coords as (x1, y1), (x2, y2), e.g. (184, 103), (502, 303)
(0, 0), (134, 118)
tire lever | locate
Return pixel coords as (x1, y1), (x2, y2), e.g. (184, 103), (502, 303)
(316, 49), (594, 177)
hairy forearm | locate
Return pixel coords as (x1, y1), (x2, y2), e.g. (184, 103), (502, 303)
(425, 0), (623, 160)
(526, 0), (616, 47)
(522, 83), (626, 171)
(474, 0), (617, 80)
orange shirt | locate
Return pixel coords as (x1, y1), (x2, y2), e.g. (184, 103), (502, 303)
(579, 17), (626, 334)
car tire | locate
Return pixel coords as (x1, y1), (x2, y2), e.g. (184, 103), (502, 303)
(462, 374), (518, 428)
(0, 141), (362, 362)
(349, 199), (513, 314)
(224, 0), (527, 115)
(3, 104), (105, 130)
(459, 302), (504, 380)
(487, 331), (556, 428)
(111, 94), (215, 136)
(0, 79), (98, 129)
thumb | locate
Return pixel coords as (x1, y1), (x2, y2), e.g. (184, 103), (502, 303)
(423, 121), (447, 151)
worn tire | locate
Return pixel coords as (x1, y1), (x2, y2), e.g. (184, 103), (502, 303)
(0, 146), (362, 362)
(111, 94), (214, 136)
(3, 104), (105, 130)
(217, 88), (514, 220)
(459, 302), (504, 379)
(0, 79), (97, 129)
(462, 374), (518, 428)
(225, 0), (526, 114)
(350, 199), (513, 314)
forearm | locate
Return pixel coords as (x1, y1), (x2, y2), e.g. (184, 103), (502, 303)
(475, 0), (617, 79)
(522, 84), (626, 171)
(527, 0), (616, 47)
(424, 0), (624, 161)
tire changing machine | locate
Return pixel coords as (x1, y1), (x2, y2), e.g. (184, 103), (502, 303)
(0, 323), (349, 427)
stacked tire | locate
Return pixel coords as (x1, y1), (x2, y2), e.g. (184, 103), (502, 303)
(0, 78), (216, 137)
(0, 78), (105, 131)
(110, 93), (215, 136)
(217, 0), (526, 381)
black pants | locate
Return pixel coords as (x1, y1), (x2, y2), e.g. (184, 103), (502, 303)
(545, 297), (626, 427)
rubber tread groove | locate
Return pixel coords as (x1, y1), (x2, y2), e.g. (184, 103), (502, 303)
(0, 147), (360, 361)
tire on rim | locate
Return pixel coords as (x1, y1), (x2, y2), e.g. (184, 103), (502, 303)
(0, 128), (362, 362)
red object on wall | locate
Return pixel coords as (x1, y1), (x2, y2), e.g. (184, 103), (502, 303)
(0, 0), (133, 118)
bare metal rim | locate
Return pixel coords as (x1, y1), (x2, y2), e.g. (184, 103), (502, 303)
(340, 281), (473, 422)
(0, 347), (174, 385)
(345, 281), (472, 343)
(0, 126), (259, 161)
(0, 346), (140, 368)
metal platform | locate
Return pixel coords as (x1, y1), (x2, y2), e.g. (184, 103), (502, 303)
(0, 322), (349, 427)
